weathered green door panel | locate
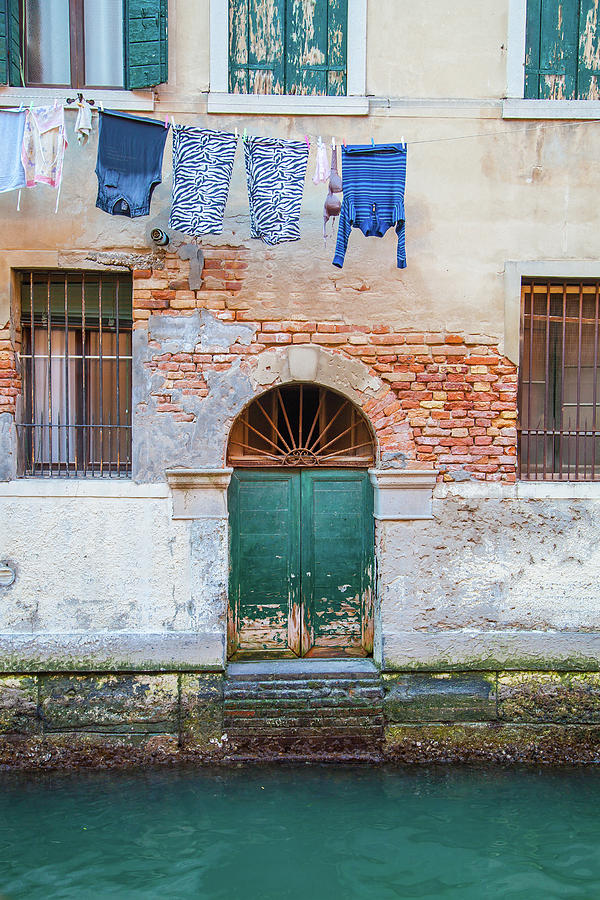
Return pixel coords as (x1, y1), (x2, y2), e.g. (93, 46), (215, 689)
(228, 471), (301, 657)
(300, 470), (374, 658)
(578, 0), (600, 99)
(525, 0), (579, 99)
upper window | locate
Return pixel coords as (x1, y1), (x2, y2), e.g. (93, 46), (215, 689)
(0, 0), (168, 90)
(525, 0), (600, 100)
(18, 271), (132, 478)
(229, 0), (348, 95)
(518, 279), (600, 481)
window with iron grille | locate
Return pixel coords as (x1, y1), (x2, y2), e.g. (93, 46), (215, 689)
(18, 271), (132, 477)
(519, 279), (600, 480)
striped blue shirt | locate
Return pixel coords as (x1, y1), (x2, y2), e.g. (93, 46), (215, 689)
(332, 143), (407, 269)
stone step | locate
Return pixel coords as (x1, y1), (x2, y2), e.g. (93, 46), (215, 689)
(223, 686), (383, 701)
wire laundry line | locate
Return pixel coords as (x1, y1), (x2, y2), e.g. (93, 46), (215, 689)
(11, 93), (600, 148)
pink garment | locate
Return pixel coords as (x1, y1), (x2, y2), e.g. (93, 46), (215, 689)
(21, 104), (68, 209)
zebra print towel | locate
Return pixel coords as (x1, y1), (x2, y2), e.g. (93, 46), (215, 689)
(169, 127), (237, 236)
(243, 137), (309, 244)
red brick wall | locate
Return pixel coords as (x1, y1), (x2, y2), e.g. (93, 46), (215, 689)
(0, 321), (20, 418)
(134, 251), (518, 483)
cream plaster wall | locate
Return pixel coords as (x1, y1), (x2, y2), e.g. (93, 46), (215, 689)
(0, 484), (227, 667)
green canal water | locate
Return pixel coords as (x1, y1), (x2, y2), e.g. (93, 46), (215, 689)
(1, 765), (600, 899)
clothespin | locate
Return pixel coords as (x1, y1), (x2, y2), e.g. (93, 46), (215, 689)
(171, 115), (175, 128)
(332, 136), (336, 150)
(401, 135), (406, 149)
(164, 114), (169, 128)
(304, 134), (310, 148)
(234, 126), (238, 139)
(243, 127), (247, 141)
(371, 137), (375, 148)
(318, 134), (322, 145)
(342, 138), (347, 148)
(100, 100), (104, 111)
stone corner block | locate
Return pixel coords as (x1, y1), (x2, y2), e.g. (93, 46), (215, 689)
(180, 673), (225, 749)
(39, 674), (179, 735)
(369, 468), (438, 521)
(166, 468), (233, 519)
(0, 675), (39, 735)
(498, 671), (600, 724)
(383, 672), (497, 724)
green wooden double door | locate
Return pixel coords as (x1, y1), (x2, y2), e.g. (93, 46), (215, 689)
(228, 469), (374, 659)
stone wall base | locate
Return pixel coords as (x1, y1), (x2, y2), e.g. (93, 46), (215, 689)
(1, 669), (600, 768)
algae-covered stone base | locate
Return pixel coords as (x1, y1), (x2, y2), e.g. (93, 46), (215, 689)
(385, 723), (600, 764)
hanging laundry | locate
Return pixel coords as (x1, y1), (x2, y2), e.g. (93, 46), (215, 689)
(75, 103), (93, 145)
(0, 109), (26, 194)
(332, 143), (407, 269)
(323, 144), (342, 241)
(169, 127), (237, 235)
(21, 104), (68, 211)
(95, 109), (168, 218)
(312, 137), (330, 185)
(244, 136), (309, 245)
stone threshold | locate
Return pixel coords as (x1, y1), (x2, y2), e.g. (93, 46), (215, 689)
(227, 659), (379, 677)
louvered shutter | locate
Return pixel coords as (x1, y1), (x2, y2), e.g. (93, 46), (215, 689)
(0, 0), (22, 86)
(285, 0), (347, 96)
(577, 0), (600, 100)
(123, 0), (168, 90)
(524, 0), (579, 99)
(229, 0), (286, 94)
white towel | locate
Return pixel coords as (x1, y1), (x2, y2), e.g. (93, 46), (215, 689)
(75, 104), (93, 145)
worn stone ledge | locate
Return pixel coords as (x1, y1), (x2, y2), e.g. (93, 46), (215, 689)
(382, 631), (600, 671)
(0, 633), (225, 672)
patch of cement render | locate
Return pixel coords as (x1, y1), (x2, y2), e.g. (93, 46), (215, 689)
(377, 497), (600, 635)
(133, 324), (256, 482)
(0, 413), (17, 481)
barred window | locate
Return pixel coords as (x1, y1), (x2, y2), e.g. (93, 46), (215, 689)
(18, 271), (132, 477)
(519, 279), (600, 481)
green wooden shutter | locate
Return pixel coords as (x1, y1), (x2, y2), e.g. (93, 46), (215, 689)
(578, 0), (600, 99)
(0, 0), (22, 86)
(123, 0), (168, 89)
(0, 2), (7, 85)
(285, 0), (347, 96)
(525, 0), (579, 99)
(229, 0), (285, 94)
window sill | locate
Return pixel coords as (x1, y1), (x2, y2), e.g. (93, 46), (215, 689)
(0, 479), (169, 499)
(0, 87), (155, 112)
(207, 92), (369, 116)
(502, 99), (600, 119)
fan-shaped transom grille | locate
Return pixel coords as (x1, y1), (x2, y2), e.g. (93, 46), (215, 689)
(228, 385), (375, 467)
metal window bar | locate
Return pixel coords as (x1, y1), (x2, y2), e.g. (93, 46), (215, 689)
(518, 279), (600, 481)
(17, 271), (132, 477)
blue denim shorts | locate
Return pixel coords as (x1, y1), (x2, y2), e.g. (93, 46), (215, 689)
(95, 110), (168, 218)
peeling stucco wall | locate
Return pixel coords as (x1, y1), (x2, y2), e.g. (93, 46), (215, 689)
(378, 491), (600, 669)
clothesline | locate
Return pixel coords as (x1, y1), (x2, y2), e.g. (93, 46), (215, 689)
(14, 93), (600, 149)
